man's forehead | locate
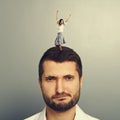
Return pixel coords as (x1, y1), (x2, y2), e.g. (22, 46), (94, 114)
(42, 60), (78, 75)
(43, 60), (77, 70)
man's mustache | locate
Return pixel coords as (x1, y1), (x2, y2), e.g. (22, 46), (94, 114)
(52, 92), (71, 99)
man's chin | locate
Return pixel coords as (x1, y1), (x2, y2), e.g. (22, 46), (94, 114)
(48, 101), (76, 112)
(44, 94), (80, 112)
(54, 102), (69, 107)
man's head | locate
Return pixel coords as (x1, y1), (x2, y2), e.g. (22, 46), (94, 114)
(39, 47), (82, 81)
(38, 47), (83, 112)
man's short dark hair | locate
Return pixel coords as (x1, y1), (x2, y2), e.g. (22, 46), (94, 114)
(39, 46), (82, 81)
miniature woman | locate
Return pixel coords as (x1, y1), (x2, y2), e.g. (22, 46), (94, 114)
(55, 10), (71, 50)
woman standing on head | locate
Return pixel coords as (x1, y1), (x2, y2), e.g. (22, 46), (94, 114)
(55, 10), (71, 50)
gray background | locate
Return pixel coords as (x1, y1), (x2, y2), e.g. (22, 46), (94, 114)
(0, 0), (120, 120)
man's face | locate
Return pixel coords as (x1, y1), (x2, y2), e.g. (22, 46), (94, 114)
(40, 60), (83, 112)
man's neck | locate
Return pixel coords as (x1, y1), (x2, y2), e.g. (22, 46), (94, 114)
(46, 105), (76, 120)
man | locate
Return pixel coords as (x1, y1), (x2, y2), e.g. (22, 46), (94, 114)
(25, 46), (100, 120)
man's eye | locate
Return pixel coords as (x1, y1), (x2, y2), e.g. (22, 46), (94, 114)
(45, 76), (55, 81)
(65, 75), (74, 80)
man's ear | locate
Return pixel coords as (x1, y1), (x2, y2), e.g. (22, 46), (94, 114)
(80, 76), (83, 88)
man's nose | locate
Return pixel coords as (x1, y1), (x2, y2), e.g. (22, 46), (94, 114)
(56, 79), (64, 94)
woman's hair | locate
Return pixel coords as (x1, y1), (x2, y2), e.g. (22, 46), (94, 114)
(58, 19), (64, 25)
(38, 46), (82, 81)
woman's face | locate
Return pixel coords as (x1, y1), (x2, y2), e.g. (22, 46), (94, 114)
(59, 19), (64, 25)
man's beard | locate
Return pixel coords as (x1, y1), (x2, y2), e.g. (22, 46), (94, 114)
(42, 90), (80, 112)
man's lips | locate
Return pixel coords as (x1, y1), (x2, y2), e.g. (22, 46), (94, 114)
(54, 95), (68, 99)
(52, 93), (71, 99)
